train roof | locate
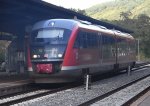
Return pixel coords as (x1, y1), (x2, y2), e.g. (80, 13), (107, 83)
(32, 19), (134, 39)
(32, 19), (78, 31)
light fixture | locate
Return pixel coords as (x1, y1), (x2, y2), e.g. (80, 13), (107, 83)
(58, 54), (62, 58)
(33, 55), (37, 58)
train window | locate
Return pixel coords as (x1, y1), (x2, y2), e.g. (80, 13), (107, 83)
(102, 34), (115, 45)
(37, 29), (64, 38)
(74, 31), (99, 49)
(86, 32), (98, 48)
(128, 40), (136, 54)
(74, 35), (80, 48)
(31, 28), (71, 45)
(74, 31), (87, 48)
(117, 38), (129, 56)
(80, 32), (87, 48)
(102, 34), (107, 44)
(101, 33), (116, 59)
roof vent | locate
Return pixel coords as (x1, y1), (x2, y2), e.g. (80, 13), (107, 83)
(96, 25), (107, 29)
(73, 17), (91, 25)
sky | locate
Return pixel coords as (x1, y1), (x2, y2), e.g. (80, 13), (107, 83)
(42, 0), (114, 9)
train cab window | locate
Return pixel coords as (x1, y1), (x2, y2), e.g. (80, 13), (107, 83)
(37, 29), (64, 38)
(31, 28), (71, 45)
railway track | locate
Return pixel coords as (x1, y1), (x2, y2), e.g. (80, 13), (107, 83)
(91, 62), (150, 82)
(0, 62), (149, 106)
(80, 64), (150, 106)
(0, 83), (78, 106)
(122, 86), (150, 106)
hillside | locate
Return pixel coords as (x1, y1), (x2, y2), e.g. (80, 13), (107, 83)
(86, 0), (150, 20)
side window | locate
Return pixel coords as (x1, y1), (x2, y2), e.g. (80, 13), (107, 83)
(85, 32), (99, 48)
(117, 38), (128, 56)
(129, 40), (136, 54)
(102, 33), (115, 45)
(74, 31), (87, 48)
(74, 31), (99, 49)
(93, 33), (99, 48)
(80, 31), (87, 48)
(74, 33), (80, 48)
(102, 34), (107, 45)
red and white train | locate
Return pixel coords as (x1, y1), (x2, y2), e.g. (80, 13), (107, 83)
(29, 19), (136, 83)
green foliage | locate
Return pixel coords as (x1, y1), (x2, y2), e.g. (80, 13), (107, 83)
(69, 8), (87, 15)
(86, 0), (150, 20)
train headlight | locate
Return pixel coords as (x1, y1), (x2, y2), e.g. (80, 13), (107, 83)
(58, 54), (62, 58)
(33, 55), (37, 58)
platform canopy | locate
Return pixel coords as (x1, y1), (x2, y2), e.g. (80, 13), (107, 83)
(0, 0), (132, 36)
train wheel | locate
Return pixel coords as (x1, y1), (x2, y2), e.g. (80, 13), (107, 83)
(131, 62), (136, 68)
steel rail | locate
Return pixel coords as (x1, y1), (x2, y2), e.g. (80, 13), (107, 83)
(122, 86), (150, 106)
(0, 84), (79, 106)
(79, 65), (150, 106)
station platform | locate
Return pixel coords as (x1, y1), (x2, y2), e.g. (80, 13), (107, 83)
(131, 90), (150, 106)
(0, 73), (30, 89)
(0, 73), (32, 97)
(0, 73), (29, 83)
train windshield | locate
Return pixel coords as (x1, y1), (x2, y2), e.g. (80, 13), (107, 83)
(37, 29), (64, 39)
(31, 28), (71, 45)
(30, 28), (72, 59)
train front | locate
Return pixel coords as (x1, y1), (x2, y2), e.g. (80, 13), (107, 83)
(29, 19), (78, 83)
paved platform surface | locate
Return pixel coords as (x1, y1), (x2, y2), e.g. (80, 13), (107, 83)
(0, 74), (30, 88)
(0, 73), (32, 97)
(131, 90), (150, 106)
(0, 74), (29, 82)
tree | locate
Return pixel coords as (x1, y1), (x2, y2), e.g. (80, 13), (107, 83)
(69, 8), (87, 15)
(0, 40), (11, 62)
(120, 11), (132, 20)
(136, 14), (150, 58)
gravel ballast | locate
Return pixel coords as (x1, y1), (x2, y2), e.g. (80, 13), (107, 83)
(12, 67), (150, 106)
(0, 90), (49, 105)
(91, 75), (150, 106)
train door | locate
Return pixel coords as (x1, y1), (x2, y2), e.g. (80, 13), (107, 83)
(101, 33), (116, 71)
(128, 39), (136, 62)
(116, 37), (130, 69)
(114, 35), (118, 69)
(98, 32), (102, 63)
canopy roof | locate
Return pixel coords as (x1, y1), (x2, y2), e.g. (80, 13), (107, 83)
(0, 0), (132, 36)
